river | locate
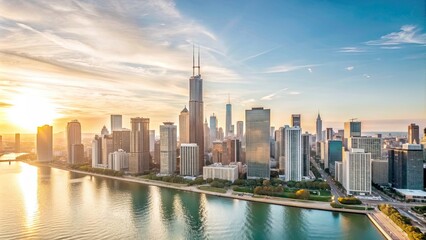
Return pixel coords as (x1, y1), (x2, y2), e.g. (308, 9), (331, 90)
(0, 162), (384, 239)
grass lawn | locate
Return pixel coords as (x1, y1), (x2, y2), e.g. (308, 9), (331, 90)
(198, 186), (227, 194)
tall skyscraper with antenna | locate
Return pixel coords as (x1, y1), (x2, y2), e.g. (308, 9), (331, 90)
(189, 46), (204, 174)
(226, 95), (232, 137)
(316, 113), (322, 142)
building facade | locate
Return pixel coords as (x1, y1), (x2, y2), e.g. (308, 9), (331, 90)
(348, 137), (382, 159)
(180, 143), (199, 176)
(343, 149), (371, 195)
(179, 106), (189, 144)
(372, 159), (388, 185)
(388, 144), (424, 190)
(129, 117), (150, 174)
(226, 101), (232, 137)
(112, 129), (131, 153)
(328, 140), (342, 176)
(67, 120), (81, 164)
(160, 122), (177, 175)
(408, 123), (420, 144)
(301, 133), (310, 176)
(108, 149), (129, 171)
(291, 114), (301, 128)
(37, 125), (53, 162)
(316, 113), (322, 142)
(203, 163), (238, 182)
(110, 115), (122, 132)
(91, 135), (102, 168)
(284, 126), (302, 181)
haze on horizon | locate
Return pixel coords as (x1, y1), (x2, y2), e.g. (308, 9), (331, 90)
(0, 0), (425, 134)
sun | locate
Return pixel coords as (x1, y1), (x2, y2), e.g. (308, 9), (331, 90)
(7, 91), (62, 131)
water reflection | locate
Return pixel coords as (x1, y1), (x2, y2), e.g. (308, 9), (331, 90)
(18, 163), (38, 228)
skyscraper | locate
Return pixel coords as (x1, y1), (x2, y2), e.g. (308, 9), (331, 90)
(180, 143), (199, 176)
(189, 47), (204, 174)
(246, 107), (270, 179)
(284, 126), (302, 181)
(388, 144), (424, 190)
(71, 144), (85, 164)
(210, 113), (218, 143)
(226, 98), (232, 137)
(67, 120), (81, 164)
(101, 125), (109, 136)
(204, 119), (211, 149)
(328, 140), (342, 176)
(129, 117), (150, 174)
(102, 134), (113, 165)
(111, 115), (122, 132)
(301, 133), (311, 176)
(343, 149), (371, 195)
(348, 137), (382, 159)
(160, 122), (177, 175)
(15, 133), (20, 153)
(316, 113), (322, 142)
(112, 128), (131, 152)
(344, 121), (361, 139)
(179, 106), (189, 144)
(91, 135), (102, 168)
(291, 114), (301, 128)
(325, 128), (333, 141)
(236, 121), (244, 141)
(149, 130), (155, 152)
(408, 123), (420, 144)
(37, 125), (53, 162)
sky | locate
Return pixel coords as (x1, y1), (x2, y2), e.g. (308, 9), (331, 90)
(0, 0), (425, 135)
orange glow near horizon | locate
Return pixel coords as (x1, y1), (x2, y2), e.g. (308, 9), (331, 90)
(6, 90), (62, 131)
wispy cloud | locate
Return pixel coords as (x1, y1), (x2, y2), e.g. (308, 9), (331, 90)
(264, 64), (317, 73)
(239, 46), (280, 63)
(308, 68), (312, 73)
(338, 47), (365, 53)
(287, 91), (301, 95)
(366, 25), (426, 46)
(363, 74), (371, 78)
(261, 88), (288, 100)
(346, 66), (354, 71)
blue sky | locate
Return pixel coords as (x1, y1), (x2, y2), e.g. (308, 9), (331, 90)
(0, 0), (424, 134)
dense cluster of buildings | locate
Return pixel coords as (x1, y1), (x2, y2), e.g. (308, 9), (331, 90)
(23, 53), (425, 200)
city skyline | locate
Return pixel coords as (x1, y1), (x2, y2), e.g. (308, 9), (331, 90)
(0, 0), (425, 134)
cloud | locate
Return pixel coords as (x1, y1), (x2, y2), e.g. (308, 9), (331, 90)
(287, 91), (301, 95)
(239, 46), (280, 63)
(261, 88), (288, 101)
(346, 66), (354, 71)
(0, 102), (12, 108)
(363, 74), (371, 78)
(264, 64), (317, 73)
(308, 68), (312, 73)
(366, 25), (426, 46)
(338, 47), (365, 53)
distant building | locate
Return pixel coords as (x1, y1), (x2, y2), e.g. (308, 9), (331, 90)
(129, 117), (150, 174)
(236, 121), (244, 143)
(37, 125), (53, 162)
(149, 130), (155, 152)
(316, 113), (322, 142)
(15, 133), (20, 153)
(344, 121), (361, 148)
(71, 144), (84, 164)
(408, 123), (420, 144)
(204, 119), (211, 150)
(180, 143), (199, 176)
(154, 140), (160, 165)
(179, 106), (189, 144)
(212, 140), (224, 164)
(284, 126), (302, 181)
(328, 140), (342, 176)
(246, 107), (270, 179)
(372, 159), (388, 185)
(102, 134), (113, 165)
(203, 163), (238, 182)
(301, 133), (310, 176)
(226, 100), (232, 137)
(112, 128), (131, 152)
(160, 122), (177, 175)
(108, 149), (129, 171)
(335, 161), (343, 183)
(209, 114), (218, 144)
(218, 127), (224, 141)
(291, 114), (301, 128)
(67, 120), (81, 164)
(348, 137), (382, 159)
(325, 128), (333, 141)
(388, 144), (424, 190)
(110, 115), (122, 132)
(343, 149), (371, 195)
(91, 135), (102, 168)
(226, 138), (241, 163)
(101, 125), (109, 136)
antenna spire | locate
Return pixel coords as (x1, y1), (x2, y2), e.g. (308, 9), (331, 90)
(192, 44), (195, 76)
(197, 45), (200, 75)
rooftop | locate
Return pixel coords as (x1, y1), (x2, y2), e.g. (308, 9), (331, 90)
(394, 189), (426, 197)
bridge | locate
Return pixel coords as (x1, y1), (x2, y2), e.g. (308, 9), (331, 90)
(0, 153), (30, 164)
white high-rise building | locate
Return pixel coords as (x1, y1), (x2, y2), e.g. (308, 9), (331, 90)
(108, 149), (129, 171)
(180, 143), (199, 176)
(343, 148), (371, 195)
(37, 125), (53, 162)
(160, 122), (177, 175)
(335, 161), (343, 183)
(348, 137), (382, 159)
(203, 163), (238, 182)
(149, 130), (155, 152)
(67, 120), (81, 164)
(284, 126), (302, 181)
(111, 115), (122, 132)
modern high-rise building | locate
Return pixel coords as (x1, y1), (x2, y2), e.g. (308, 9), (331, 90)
(408, 123), (420, 144)
(291, 114), (301, 128)
(71, 144), (85, 164)
(344, 121), (361, 139)
(226, 138), (240, 163)
(335, 161), (343, 183)
(37, 125), (53, 162)
(154, 140), (160, 165)
(284, 126), (302, 181)
(189, 48), (204, 174)
(226, 99), (232, 137)
(179, 106), (189, 144)
(328, 140), (342, 176)
(112, 128), (131, 152)
(348, 137), (382, 159)
(67, 120), (81, 164)
(372, 159), (388, 185)
(301, 133), (311, 176)
(209, 114), (218, 143)
(246, 107), (270, 179)
(278, 127), (285, 172)
(204, 119), (211, 149)
(110, 115), (122, 132)
(236, 121), (244, 141)
(102, 135), (113, 165)
(149, 130), (155, 152)
(108, 149), (129, 171)
(388, 144), (424, 190)
(316, 113), (322, 142)
(91, 135), (102, 168)
(160, 122), (177, 175)
(342, 148), (371, 195)
(218, 127), (224, 141)
(15, 133), (20, 153)
(325, 128), (333, 141)
(129, 117), (150, 174)
(180, 143), (199, 176)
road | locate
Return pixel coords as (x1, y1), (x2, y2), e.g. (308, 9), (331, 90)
(369, 210), (409, 240)
(310, 158), (345, 201)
